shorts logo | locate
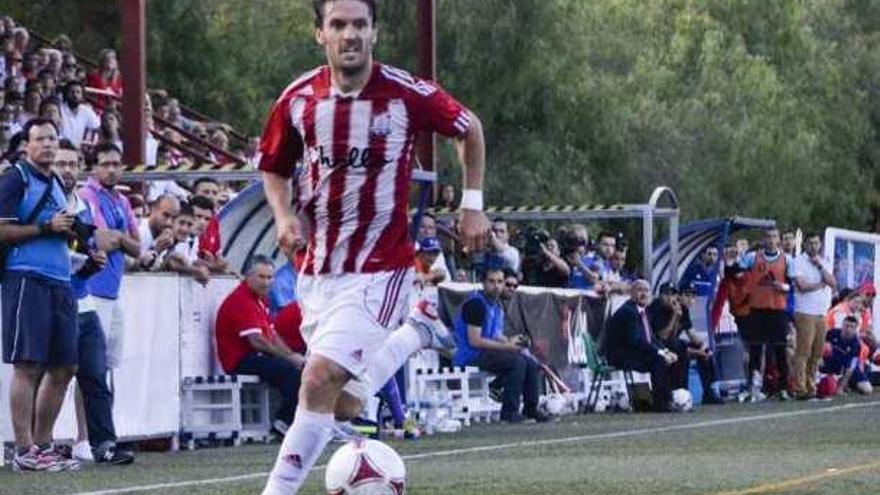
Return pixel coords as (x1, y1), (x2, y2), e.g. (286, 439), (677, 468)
(283, 454), (303, 469)
(350, 349), (364, 362)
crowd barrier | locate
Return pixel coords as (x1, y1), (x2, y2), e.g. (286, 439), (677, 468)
(0, 274), (239, 444)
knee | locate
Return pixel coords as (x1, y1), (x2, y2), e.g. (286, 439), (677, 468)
(299, 360), (348, 404)
(49, 366), (77, 384)
(857, 382), (873, 395)
(14, 363), (43, 382)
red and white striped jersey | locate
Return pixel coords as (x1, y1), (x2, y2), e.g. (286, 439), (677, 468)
(259, 63), (471, 275)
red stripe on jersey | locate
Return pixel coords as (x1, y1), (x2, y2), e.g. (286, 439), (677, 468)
(301, 98), (320, 275)
(319, 99), (354, 274)
(361, 138), (415, 272)
(343, 99), (390, 273)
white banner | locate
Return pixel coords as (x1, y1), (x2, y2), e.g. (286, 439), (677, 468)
(0, 273), (239, 443)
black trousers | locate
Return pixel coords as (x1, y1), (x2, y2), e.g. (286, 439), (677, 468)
(234, 353), (302, 424)
(613, 351), (672, 411)
(744, 309), (789, 390)
(667, 339), (715, 393)
(76, 311), (117, 449)
(473, 349), (539, 415)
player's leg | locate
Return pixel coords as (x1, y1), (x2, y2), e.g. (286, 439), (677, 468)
(262, 354), (350, 495)
(361, 298), (455, 397)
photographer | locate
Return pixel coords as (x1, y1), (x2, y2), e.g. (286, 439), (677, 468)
(0, 119), (78, 471)
(452, 267), (550, 423)
(519, 227), (570, 288)
(56, 140), (134, 464)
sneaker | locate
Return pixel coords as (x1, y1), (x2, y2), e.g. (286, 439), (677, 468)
(12, 446), (50, 472)
(271, 419), (290, 436)
(331, 421), (362, 443)
(408, 299), (455, 351)
(37, 445), (79, 472)
(72, 440), (94, 462)
(524, 409), (553, 423)
(95, 446), (135, 465)
(777, 390), (791, 402)
(748, 391), (767, 403)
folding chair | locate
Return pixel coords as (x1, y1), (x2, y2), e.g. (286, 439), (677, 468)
(580, 330), (637, 412)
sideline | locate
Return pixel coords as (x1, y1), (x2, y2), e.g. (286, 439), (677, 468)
(712, 460), (880, 495)
(73, 400), (880, 495)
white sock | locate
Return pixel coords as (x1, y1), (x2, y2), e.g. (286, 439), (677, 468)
(363, 323), (425, 396)
(262, 408), (335, 495)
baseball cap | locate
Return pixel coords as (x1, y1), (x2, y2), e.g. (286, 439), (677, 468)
(416, 237), (442, 253)
(658, 282), (678, 295)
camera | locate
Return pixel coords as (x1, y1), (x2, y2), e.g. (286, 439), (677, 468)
(513, 226), (550, 258)
(69, 217), (97, 245)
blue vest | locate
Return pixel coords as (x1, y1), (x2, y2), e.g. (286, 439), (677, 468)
(5, 162), (71, 282)
(83, 182), (128, 299)
(452, 291), (504, 366)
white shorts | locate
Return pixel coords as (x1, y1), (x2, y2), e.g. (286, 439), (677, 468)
(298, 267), (414, 383)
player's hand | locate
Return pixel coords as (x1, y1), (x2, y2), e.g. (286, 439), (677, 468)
(277, 214), (306, 253)
(458, 209), (490, 253)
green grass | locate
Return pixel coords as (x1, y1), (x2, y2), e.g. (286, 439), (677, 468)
(3, 395), (880, 495)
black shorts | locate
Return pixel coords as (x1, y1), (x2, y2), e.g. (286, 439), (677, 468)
(2, 271), (78, 366)
(741, 309), (788, 345)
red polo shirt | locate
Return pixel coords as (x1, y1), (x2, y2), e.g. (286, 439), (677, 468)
(215, 282), (273, 373)
(273, 301), (306, 354)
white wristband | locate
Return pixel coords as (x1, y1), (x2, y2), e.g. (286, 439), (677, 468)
(460, 189), (484, 211)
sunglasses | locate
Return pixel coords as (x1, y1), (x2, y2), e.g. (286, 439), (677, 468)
(505, 282), (519, 289)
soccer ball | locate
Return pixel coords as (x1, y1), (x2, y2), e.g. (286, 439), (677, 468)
(671, 389), (694, 412)
(542, 393), (565, 415)
(325, 439), (406, 495)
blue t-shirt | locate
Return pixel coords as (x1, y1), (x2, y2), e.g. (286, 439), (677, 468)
(824, 329), (860, 373)
(0, 161), (71, 282)
(452, 291), (504, 366)
(269, 262), (298, 315)
(680, 262), (717, 296)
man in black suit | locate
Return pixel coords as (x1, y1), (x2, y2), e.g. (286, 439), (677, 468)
(604, 279), (678, 411)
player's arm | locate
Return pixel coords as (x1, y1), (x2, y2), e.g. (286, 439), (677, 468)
(245, 332), (305, 368)
(454, 111), (490, 253)
(259, 95), (305, 251)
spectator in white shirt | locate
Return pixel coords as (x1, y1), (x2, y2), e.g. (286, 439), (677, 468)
(60, 81), (99, 148)
(488, 218), (521, 273)
(792, 232), (836, 400)
(137, 195), (179, 270)
(165, 202), (210, 285)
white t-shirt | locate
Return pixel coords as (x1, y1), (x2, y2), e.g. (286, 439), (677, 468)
(496, 244), (521, 273)
(173, 236), (200, 265)
(793, 253), (833, 316)
(138, 218), (156, 252)
(60, 103), (100, 148)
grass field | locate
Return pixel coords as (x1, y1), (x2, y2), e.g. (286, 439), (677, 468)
(2, 394), (880, 495)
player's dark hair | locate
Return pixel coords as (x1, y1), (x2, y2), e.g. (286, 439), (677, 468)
(93, 141), (122, 158)
(177, 202), (194, 218)
(482, 266), (505, 281)
(21, 118), (59, 142)
(844, 315), (859, 324)
(313, 0), (377, 28)
(804, 231), (821, 241)
(193, 177), (219, 192)
(58, 138), (77, 152)
(598, 231), (616, 242)
(190, 194), (216, 213)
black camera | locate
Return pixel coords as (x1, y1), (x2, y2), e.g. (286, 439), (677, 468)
(69, 217), (97, 245)
(514, 226), (550, 258)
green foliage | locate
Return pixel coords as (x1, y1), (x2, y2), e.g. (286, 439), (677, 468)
(5, 0), (880, 231)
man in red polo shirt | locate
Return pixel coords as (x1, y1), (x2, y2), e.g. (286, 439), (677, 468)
(215, 254), (306, 433)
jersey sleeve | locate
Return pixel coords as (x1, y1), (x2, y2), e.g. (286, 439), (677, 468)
(258, 96), (304, 178)
(411, 80), (472, 138)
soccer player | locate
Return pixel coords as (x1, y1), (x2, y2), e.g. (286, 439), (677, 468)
(257, 1), (490, 493)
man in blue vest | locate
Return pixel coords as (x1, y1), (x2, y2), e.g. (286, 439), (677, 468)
(452, 267), (550, 423)
(0, 118), (79, 471)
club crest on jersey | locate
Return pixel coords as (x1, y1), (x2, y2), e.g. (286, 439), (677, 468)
(369, 113), (393, 137)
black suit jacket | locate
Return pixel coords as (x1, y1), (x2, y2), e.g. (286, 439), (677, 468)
(603, 299), (661, 366)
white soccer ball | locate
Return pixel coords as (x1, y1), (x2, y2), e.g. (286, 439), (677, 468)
(671, 388), (694, 412)
(325, 439), (406, 495)
(544, 393), (566, 415)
